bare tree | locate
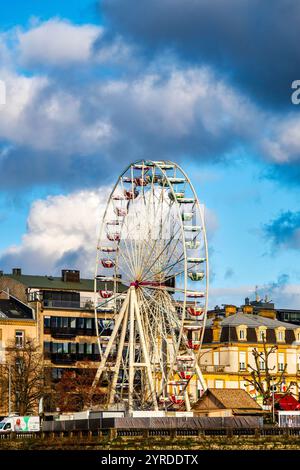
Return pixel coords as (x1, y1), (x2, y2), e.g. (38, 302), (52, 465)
(54, 368), (106, 412)
(0, 338), (44, 415)
(243, 335), (296, 406)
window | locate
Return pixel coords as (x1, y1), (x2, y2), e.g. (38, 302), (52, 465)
(77, 318), (85, 329)
(297, 333), (300, 342)
(86, 343), (92, 354)
(239, 352), (246, 371)
(277, 330), (285, 342)
(78, 343), (85, 354)
(213, 351), (219, 366)
(15, 331), (24, 348)
(44, 342), (51, 353)
(258, 330), (266, 342)
(239, 329), (246, 340)
(70, 343), (77, 354)
(44, 316), (51, 329)
(259, 359), (265, 370)
(70, 318), (76, 329)
(86, 319), (92, 330)
(278, 353), (285, 372)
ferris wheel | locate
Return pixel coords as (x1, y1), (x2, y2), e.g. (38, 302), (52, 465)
(92, 160), (209, 412)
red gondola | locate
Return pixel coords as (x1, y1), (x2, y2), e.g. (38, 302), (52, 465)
(187, 340), (201, 351)
(101, 259), (115, 268)
(107, 233), (120, 242)
(124, 189), (139, 200)
(115, 208), (127, 217)
(179, 371), (193, 380)
(99, 290), (113, 299)
(134, 177), (148, 187)
(187, 307), (204, 317)
(170, 395), (184, 406)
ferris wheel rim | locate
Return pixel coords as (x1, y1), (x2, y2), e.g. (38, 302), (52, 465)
(93, 158), (209, 409)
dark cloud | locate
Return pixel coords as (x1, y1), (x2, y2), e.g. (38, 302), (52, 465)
(264, 210), (300, 249)
(101, 0), (300, 108)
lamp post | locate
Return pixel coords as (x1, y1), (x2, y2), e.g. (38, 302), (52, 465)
(8, 364), (11, 415)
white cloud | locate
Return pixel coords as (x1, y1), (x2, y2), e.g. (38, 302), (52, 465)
(18, 19), (101, 66)
(0, 188), (110, 276)
(0, 187), (218, 278)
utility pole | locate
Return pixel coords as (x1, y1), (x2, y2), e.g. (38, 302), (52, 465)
(272, 376), (275, 424)
(8, 364), (11, 415)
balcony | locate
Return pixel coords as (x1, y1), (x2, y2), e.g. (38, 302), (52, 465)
(44, 327), (112, 338)
(43, 297), (94, 311)
(200, 365), (226, 373)
(47, 353), (100, 364)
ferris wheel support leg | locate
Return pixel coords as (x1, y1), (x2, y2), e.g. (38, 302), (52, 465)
(108, 308), (129, 406)
(128, 287), (135, 412)
(133, 291), (159, 411)
(195, 363), (207, 394)
(184, 390), (191, 412)
(91, 292), (130, 393)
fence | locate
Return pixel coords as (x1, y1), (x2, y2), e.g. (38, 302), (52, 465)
(1, 427), (300, 440)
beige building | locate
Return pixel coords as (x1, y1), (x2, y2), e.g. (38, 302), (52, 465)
(0, 292), (37, 415)
(199, 309), (300, 403)
(0, 268), (118, 410)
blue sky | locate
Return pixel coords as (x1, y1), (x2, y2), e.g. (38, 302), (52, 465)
(1, 0), (300, 308)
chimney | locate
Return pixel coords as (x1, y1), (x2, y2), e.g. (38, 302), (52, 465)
(12, 268), (22, 276)
(224, 305), (237, 317)
(61, 269), (80, 283)
(212, 317), (222, 342)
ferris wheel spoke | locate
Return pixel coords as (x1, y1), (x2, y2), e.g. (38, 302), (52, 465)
(140, 221), (182, 281)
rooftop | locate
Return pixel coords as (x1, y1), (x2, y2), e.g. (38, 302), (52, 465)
(193, 388), (262, 411)
(206, 311), (298, 330)
(0, 296), (34, 320)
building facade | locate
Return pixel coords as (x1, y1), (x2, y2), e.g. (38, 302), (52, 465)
(200, 309), (300, 403)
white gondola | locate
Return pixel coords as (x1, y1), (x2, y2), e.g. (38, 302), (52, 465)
(133, 164), (151, 170)
(168, 191), (185, 201)
(115, 207), (127, 217)
(122, 177), (133, 183)
(176, 355), (194, 362)
(106, 220), (120, 226)
(100, 247), (117, 253)
(177, 197), (194, 204)
(168, 177), (186, 184)
(96, 275), (115, 282)
(188, 272), (205, 281)
(184, 225), (201, 232)
(186, 291), (205, 298)
(182, 212), (193, 221)
(184, 324), (202, 331)
(185, 240), (200, 249)
(112, 194), (125, 200)
(97, 307), (115, 313)
(187, 257), (206, 264)
(154, 162), (174, 170)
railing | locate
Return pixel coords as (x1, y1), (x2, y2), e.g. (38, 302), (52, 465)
(1, 428), (300, 440)
(200, 365), (226, 372)
(49, 353), (100, 364)
(43, 298), (94, 310)
(45, 327), (97, 338)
